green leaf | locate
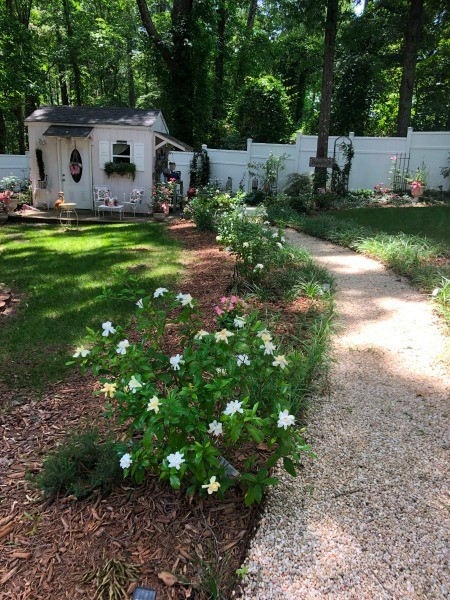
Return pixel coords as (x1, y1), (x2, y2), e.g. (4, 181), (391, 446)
(170, 473), (180, 489)
(244, 485), (255, 505)
(283, 457), (297, 477)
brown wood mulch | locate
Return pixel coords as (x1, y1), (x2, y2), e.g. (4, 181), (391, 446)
(0, 222), (313, 599)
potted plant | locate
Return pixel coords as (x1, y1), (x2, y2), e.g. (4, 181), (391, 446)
(150, 183), (172, 221)
(407, 162), (429, 200)
(104, 161), (136, 180)
(36, 148), (47, 189)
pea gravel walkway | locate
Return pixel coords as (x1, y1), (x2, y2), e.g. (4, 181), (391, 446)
(241, 230), (449, 599)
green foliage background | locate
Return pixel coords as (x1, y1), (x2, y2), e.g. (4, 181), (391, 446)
(0, 0), (448, 151)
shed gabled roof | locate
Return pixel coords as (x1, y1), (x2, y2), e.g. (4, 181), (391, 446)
(26, 105), (162, 128)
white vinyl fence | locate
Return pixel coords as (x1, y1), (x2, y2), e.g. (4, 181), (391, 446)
(0, 153), (30, 182)
(170, 128), (450, 194)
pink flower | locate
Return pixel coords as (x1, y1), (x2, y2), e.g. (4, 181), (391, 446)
(220, 297), (227, 303)
(390, 155), (397, 161)
(230, 295), (238, 303)
(410, 180), (423, 190)
(214, 306), (223, 315)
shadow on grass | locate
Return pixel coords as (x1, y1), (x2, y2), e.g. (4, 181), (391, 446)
(0, 223), (183, 390)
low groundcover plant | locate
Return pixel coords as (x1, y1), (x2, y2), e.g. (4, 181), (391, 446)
(72, 289), (312, 505)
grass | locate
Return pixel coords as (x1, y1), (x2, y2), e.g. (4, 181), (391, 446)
(331, 206), (450, 246)
(0, 222), (182, 390)
(266, 205), (450, 329)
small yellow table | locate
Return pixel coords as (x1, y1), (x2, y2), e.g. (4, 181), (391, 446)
(59, 203), (78, 227)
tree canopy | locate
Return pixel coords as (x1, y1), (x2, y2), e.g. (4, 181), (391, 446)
(1, 0), (448, 152)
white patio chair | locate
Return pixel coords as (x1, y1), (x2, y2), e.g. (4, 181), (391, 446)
(123, 188), (145, 217)
(93, 185), (110, 215)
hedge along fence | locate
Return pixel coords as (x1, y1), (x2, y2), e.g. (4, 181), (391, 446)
(170, 130), (450, 196)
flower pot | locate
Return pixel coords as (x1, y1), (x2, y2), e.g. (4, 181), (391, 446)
(153, 212), (167, 222)
(410, 184), (424, 203)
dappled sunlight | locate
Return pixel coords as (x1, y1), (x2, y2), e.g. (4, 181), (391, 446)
(0, 222), (183, 387)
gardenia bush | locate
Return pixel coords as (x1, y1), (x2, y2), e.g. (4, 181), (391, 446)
(72, 289), (311, 505)
(185, 186), (242, 231)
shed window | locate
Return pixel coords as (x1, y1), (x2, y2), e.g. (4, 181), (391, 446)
(112, 142), (131, 163)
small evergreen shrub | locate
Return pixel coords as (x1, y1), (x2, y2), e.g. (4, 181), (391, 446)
(35, 428), (122, 498)
(283, 173), (313, 196)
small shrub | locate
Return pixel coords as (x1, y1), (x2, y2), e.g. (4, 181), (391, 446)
(189, 188), (241, 232)
(288, 194), (314, 213)
(283, 173), (313, 196)
(243, 190), (266, 206)
(35, 428), (122, 498)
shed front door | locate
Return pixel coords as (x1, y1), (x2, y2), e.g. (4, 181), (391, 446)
(58, 138), (91, 209)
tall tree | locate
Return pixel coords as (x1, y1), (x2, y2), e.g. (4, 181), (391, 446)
(396, 0), (424, 136)
(315, 0), (339, 188)
(136, 0), (196, 144)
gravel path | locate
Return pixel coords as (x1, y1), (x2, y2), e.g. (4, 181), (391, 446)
(241, 231), (450, 599)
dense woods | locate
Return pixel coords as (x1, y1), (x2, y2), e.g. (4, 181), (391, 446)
(0, 0), (448, 152)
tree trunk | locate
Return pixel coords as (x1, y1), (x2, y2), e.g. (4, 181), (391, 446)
(0, 110), (6, 154)
(127, 39), (136, 108)
(15, 105), (26, 154)
(136, 0), (194, 144)
(246, 0), (258, 30)
(62, 0), (83, 105)
(56, 29), (70, 105)
(396, 0), (424, 136)
(212, 1), (227, 121)
(315, 0), (339, 189)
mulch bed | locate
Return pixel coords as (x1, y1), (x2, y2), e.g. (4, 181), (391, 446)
(0, 222), (313, 599)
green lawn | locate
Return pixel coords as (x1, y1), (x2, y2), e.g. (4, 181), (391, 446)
(331, 206), (450, 247)
(0, 222), (182, 390)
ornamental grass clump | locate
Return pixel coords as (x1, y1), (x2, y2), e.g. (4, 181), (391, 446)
(72, 288), (312, 505)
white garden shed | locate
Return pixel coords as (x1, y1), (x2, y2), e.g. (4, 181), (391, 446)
(26, 105), (192, 211)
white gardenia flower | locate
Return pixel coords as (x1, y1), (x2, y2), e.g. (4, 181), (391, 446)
(254, 264), (264, 271)
(260, 341), (276, 355)
(257, 330), (272, 343)
(128, 375), (142, 393)
(233, 316), (246, 328)
(281, 236), (286, 243)
(177, 293), (194, 308)
(223, 400), (244, 416)
(263, 221), (270, 225)
(272, 354), (288, 369)
(272, 232), (278, 238)
(237, 354), (251, 366)
(170, 354), (184, 370)
(147, 395), (161, 413)
(102, 321), (116, 337)
(136, 298), (144, 309)
(154, 287), (169, 298)
(120, 453), (132, 469)
(202, 476), (221, 495)
(73, 346), (90, 358)
(208, 420), (223, 436)
(276, 242), (283, 249)
(216, 235), (222, 242)
(243, 242), (249, 248)
(431, 288), (440, 297)
(194, 329), (209, 340)
(215, 329), (235, 344)
(116, 339), (130, 355)
(277, 409), (296, 430)
(167, 451), (185, 470)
